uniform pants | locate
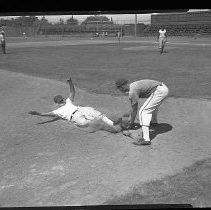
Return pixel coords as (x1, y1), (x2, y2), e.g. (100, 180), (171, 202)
(139, 83), (169, 126)
(159, 37), (166, 49)
(1, 41), (6, 54)
(71, 106), (114, 127)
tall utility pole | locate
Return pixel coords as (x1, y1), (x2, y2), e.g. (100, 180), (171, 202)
(135, 14), (137, 38)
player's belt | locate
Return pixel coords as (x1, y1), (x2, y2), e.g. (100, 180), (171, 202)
(156, 83), (164, 88)
(149, 83), (163, 94)
(70, 108), (79, 120)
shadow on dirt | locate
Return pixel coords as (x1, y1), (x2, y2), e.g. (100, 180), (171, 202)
(150, 123), (173, 140)
(123, 122), (173, 140)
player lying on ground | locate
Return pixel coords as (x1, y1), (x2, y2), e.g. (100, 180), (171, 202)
(29, 76), (125, 133)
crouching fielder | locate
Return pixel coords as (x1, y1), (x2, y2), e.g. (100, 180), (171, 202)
(115, 78), (169, 145)
(29, 76), (122, 133)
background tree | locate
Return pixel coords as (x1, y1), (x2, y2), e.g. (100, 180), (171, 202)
(81, 15), (113, 25)
(57, 18), (65, 25)
(39, 16), (51, 26)
(66, 16), (78, 25)
(0, 16), (52, 28)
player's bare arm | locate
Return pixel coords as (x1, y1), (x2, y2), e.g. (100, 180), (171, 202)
(122, 102), (140, 139)
(128, 102), (138, 126)
(28, 111), (62, 125)
(66, 76), (75, 101)
(28, 111), (58, 118)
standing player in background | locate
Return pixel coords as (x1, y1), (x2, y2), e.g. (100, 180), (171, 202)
(0, 30), (6, 54)
(23, 32), (27, 38)
(117, 31), (121, 44)
(158, 27), (167, 54)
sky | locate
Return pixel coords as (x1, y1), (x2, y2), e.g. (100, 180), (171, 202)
(0, 10), (210, 25)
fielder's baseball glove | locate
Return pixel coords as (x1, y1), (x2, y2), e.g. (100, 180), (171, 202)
(113, 117), (122, 125)
(113, 118), (130, 130)
(119, 120), (131, 130)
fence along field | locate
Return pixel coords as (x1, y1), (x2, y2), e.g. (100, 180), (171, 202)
(1, 10), (211, 38)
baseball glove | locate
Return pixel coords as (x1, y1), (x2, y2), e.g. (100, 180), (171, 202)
(119, 120), (131, 130)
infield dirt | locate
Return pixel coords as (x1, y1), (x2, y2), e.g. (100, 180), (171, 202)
(0, 69), (210, 206)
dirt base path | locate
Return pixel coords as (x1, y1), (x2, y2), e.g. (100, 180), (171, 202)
(0, 69), (210, 206)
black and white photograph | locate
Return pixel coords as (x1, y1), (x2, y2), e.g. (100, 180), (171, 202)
(0, 8), (210, 208)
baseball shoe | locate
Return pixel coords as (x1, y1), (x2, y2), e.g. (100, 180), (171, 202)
(133, 138), (151, 146)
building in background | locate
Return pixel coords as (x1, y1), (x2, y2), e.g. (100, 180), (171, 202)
(143, 10), (211, 36)
(1, 10), (211, 37)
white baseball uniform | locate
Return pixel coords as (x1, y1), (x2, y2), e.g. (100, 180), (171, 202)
(52, 98), (114, 127)
(0, 34), (4, 42)
(129, 80), (169, 126)
(159, 29), (167, 50)
(0, 32), (6, 54)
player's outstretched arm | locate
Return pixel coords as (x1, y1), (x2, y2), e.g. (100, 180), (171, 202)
(66, 76), (75, 101)
(28, 111), (57, 118)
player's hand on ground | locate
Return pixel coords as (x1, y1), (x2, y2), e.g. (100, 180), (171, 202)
(28, 111), (40, 115)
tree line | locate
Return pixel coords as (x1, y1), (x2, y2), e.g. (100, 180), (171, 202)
(0, 15), (114, 27)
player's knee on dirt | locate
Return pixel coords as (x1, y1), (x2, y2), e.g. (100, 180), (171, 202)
(88, 118), (105, 131)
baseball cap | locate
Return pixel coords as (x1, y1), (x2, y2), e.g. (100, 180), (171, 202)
(54, 95), (64, 104)
(0, 30), (5, 34)
(115, 78), (128, 88)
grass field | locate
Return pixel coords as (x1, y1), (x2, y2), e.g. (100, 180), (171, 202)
(105, 158), (211, 207)
(0, 36), (210, 207)
(1, 36), (211, 99)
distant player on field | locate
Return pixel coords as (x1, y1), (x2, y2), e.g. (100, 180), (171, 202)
(0, 30), (6, 54)
(29, 76), (125, 133)
(117, 31), (121, 44)
(158, 27), (167, 54)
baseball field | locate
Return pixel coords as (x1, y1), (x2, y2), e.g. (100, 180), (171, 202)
(0, 35), (210, 207)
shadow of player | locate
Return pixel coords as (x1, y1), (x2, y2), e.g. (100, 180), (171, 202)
(123, 122), (172, 138)
(150, 123), (173, 140)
